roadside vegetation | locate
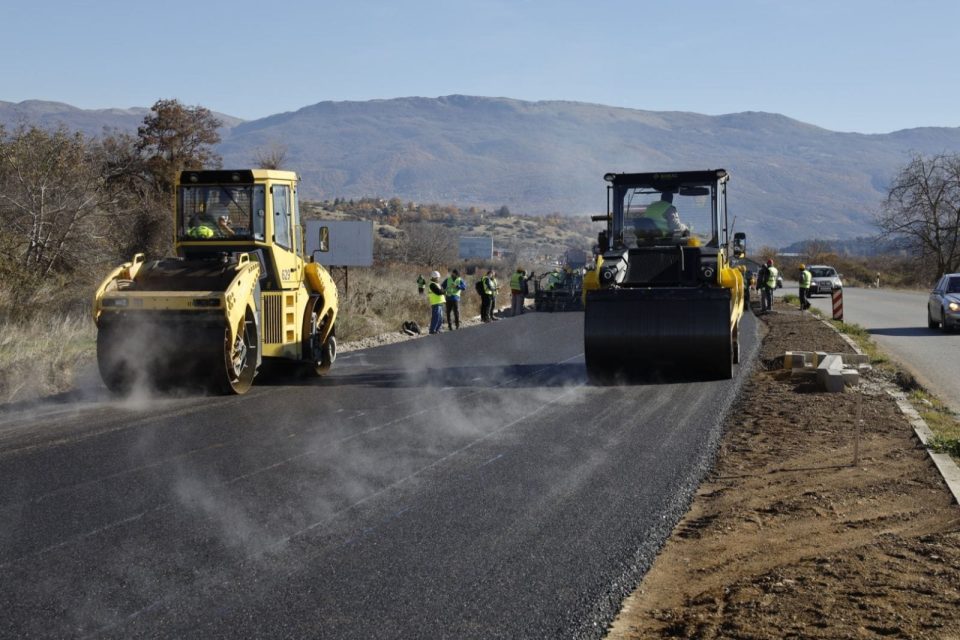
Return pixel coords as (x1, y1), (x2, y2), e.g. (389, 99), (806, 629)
(825, 320), (960, 458)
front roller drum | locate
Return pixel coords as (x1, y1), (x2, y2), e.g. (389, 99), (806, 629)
(96, 314), (258, 395)
(584, 287), (734, 382)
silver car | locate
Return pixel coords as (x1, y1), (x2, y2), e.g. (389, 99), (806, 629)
(928, 273), (960, 332)
(807, 265), (843, 297)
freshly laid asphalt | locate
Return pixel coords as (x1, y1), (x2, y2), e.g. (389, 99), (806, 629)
(0, 309), (758, 639)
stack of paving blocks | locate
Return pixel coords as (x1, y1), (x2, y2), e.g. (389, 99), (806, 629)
(782, 351), (871, 392)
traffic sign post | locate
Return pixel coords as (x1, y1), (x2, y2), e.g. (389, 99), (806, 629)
(832, 289), (843, 322)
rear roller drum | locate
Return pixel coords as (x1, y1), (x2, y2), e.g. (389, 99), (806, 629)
(308, 328), (336, 377)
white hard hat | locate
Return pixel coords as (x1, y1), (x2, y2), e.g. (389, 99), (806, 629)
(430, 270), (441, 279)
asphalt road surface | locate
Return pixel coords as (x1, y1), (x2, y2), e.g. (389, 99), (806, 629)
(782, 284), (960, 413)
(0, 310), (758, 639)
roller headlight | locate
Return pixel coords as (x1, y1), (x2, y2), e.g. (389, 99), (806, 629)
(600, 265), (617, 285)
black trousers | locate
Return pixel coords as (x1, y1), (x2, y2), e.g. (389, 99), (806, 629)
(799, 287), (809, 310)
(446, 298), (461, 329)
(480, 293), (491, 321)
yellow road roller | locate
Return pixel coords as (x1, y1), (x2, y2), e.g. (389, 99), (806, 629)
(584, 170), (744, 381)
(92, 169), (339, 394)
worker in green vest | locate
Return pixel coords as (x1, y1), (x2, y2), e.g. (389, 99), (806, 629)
(442, 268), (467, 330)
(798, 264), (812, 311)
(509, 267), (527, 316)
(642, 194), (689, 237)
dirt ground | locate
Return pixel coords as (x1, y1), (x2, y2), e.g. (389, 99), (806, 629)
(607, 301), (960, 639)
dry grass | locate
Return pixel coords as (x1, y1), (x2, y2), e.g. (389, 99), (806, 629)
(334, 263), (484, 339)
(332, 263), (483, 339)
(0, 313), (96, 404)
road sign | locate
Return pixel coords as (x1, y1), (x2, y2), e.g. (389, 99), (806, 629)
(305, 220), (373, 267)
(459, 236), (493, 260)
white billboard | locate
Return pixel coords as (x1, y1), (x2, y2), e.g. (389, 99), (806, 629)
(459, 235), (494, 259)
(305, 220), (374, 267)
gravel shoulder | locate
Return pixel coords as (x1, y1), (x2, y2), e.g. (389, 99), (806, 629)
(607, 301), (960, 639)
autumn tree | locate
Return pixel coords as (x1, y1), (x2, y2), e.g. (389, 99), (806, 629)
(136, 99), (222, 195)
(99, 99), (224, 257)
(877, 153), (960, 279)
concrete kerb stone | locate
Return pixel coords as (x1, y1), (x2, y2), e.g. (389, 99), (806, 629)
(784, 349), (861, 391)
(816, 314), (960, 506)
(816, 355), (846, 392)
(890, 391), (960, 506)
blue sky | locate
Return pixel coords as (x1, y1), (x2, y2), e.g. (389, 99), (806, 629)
(3, 0), (958, 133)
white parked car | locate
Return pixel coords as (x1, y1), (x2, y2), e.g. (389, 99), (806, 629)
(928, 273), (960, 332)
(806, 265), (843, 297)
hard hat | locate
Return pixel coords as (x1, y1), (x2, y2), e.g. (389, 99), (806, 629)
(766, 259), (773, 266)
(430, 270), (441, 279)
(799, 263), (806, 270)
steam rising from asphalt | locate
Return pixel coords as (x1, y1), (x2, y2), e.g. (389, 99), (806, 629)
(4, 322), (595, 634)
(159, 339), (589, 567)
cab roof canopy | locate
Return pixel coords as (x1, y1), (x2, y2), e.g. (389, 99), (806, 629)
(603, 169), (728, 189)
(178, 169), (299, 184)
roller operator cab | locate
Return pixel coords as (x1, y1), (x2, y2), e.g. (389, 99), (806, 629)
(93, 169), (339, 395)
(584, 170), (745, 381)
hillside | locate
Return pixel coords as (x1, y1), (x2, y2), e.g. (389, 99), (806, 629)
(5, 96), (960, 247)
(0, 100), (243, 137)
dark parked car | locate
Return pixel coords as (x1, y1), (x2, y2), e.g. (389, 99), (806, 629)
(928, 273), (960, 331)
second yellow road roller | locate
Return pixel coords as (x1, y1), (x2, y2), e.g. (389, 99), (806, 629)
(93, 169), (339, 394)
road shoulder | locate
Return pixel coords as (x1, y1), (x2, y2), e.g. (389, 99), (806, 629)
(607, 302), (960, 639)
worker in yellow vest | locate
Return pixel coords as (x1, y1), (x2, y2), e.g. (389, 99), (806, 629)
(761, 258), (779, 313)
(427, 271), (446, 334)
(481, 269), (499, 322)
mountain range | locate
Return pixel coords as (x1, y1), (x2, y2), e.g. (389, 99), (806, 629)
(4, 96), (960, 247)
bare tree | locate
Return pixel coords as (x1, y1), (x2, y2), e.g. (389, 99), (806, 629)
(397, 222), (458, 266)
(253, 143), (288, 170)
(93, 131), (170, 259)
(0, 125), (106, 279)
(878, 153), (960, 278)
(802, 239), (833, 264)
